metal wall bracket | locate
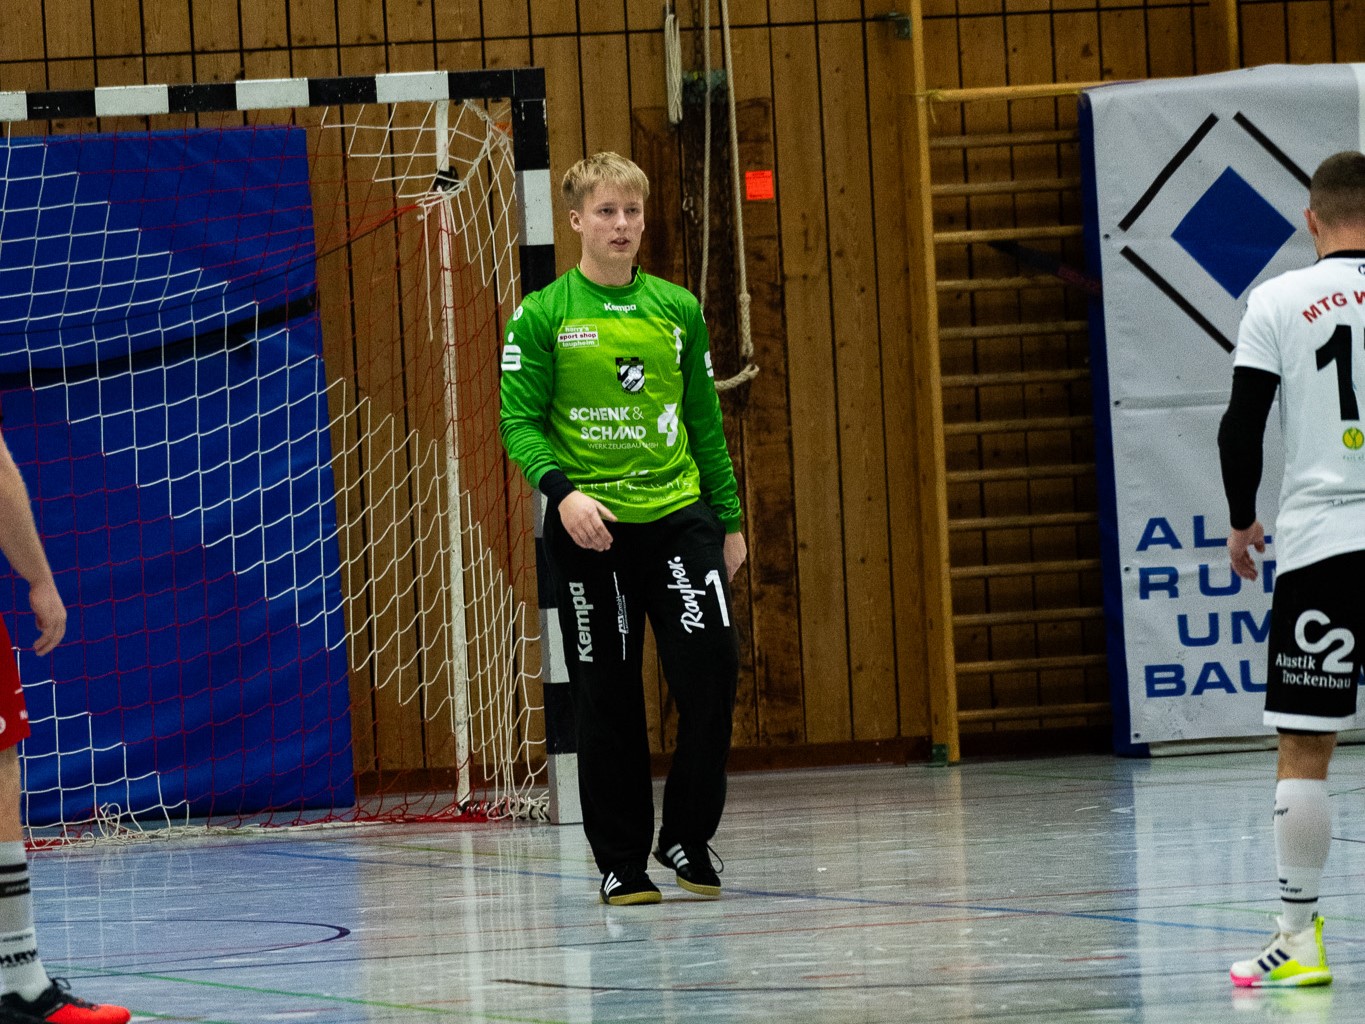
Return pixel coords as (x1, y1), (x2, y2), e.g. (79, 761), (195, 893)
(877, 11), (913, 40)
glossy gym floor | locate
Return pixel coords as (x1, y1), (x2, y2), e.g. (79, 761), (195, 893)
(31, 748), (1365, 1022)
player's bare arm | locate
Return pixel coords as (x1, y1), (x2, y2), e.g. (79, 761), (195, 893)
(0, 432), (64, 655)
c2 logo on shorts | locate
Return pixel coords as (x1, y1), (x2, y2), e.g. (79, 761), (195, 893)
(1294, 609), (1356, 673)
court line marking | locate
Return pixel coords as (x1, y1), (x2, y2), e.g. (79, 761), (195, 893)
(245, 847), (1341, 945)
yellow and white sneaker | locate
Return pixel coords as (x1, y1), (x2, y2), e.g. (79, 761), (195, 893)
(1230, 916), (1332, 988)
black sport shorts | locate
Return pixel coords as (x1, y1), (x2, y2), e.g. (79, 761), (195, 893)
(1265, 550), (1365, 732)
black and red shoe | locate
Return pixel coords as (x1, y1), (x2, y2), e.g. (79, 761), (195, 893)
(0, 979), (130, 1024)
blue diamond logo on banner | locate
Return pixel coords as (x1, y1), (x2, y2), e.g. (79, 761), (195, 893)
(1172, 167), (1296, 299)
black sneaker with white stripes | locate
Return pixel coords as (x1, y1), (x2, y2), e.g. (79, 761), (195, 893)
(653, 841), (722, 898)
(599, 865), (662, 906)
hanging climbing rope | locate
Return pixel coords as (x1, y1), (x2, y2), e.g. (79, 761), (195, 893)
(668, 0), (759, 393)
(664, 4), (683, 125)
(713, 0), (758, 392)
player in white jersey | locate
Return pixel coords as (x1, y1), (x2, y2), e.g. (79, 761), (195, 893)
(1219, 151), (1365, 988)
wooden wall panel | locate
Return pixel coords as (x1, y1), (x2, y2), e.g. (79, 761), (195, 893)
(288, 2), (337, 49)
(1334, 0), (1364, 58)
(386, 0), (434, 45)
(772, 24), (848, 745)
(732, 102), (801, 748)
(1287, 2), (1334, 62)
(239, 1), (289, 52)
(724, 43), (800, 751)
(580, 34), (633, 155)
(43, 0), (94, 59)
(482, 4), (529, 40)
(187, 3), (242, 86)
(1099, 10), (1149, 79)
(1192, 4), (1230, 72)
(819, 21), (897, 741)
(430, 2), (483, 41)
(770, 0), (815, 22)
(867, 28), (931, 741)
(0, 8), (46, 70)
(189, 0), (241, 61)
(1146, 7), (1198, 77)
(624, 0), (661, 32)
(338, 1), (386, 50)
(94, 0), (143, 66)
(580, 0), (625, 34)
(531, 0), (577, 37)
(1241, 4), (1289, 64)
(1, 0), (1360, 770)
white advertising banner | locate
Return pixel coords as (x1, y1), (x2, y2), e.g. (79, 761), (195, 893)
(1083, 64), (1365, 750)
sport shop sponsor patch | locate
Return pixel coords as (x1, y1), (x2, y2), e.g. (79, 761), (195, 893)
(617, 356), (645, 393)
(558, 324), (599, 348)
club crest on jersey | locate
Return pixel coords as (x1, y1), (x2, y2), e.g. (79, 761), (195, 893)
(617, 356), (645, 393)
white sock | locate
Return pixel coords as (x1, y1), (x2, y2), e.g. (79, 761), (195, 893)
(0, 840), (47, 1000)
(1274, 778), (1331, 934)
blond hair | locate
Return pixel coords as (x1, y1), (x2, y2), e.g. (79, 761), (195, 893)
(561, 152), (650, 211)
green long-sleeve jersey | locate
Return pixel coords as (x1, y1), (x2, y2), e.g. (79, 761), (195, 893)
(499, 266), (742, 531)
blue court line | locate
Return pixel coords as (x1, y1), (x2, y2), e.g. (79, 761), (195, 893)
(925, 902), (1278, 937)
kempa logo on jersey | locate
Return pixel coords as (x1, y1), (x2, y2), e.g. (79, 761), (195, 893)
(558, 324), (599, 348)
(667, 556), (706, 632)
(570, 581), (594, 661)
(603, 302), (637, 313)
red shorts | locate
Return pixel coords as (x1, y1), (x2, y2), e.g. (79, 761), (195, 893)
(0, 618), (29, 752)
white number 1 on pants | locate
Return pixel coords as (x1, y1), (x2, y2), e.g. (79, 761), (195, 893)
(704, 569), (731, 627)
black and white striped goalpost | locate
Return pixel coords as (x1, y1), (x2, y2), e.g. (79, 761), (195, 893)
(0, 69), (580, 826)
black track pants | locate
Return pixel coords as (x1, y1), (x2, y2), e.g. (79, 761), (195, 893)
(546, 500), (740, 873)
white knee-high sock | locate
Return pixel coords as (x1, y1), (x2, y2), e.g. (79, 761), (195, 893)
(0, 841), (47, 999)
(1274, 778), (1331, 934)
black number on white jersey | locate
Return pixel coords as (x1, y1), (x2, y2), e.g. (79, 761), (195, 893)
(1314, 323), (1360, 420)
